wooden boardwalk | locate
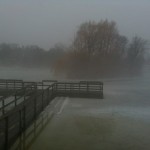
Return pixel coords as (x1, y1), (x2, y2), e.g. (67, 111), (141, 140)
(0, 79), (103, 150)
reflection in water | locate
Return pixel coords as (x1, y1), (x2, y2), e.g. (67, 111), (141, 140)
(10, 107), (54, 150)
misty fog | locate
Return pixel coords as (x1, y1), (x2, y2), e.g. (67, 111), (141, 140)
(1, 1), (150, 150)
(0, 0), (150, 49)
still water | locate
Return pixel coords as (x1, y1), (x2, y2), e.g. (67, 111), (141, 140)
(22, 78), (149, 150)
(1, 66), (150, 150)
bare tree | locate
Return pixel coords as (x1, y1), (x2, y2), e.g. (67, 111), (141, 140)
(53, 20), (147, 78)
(127, 36), (147, 64)
(72, 20), (127, 57)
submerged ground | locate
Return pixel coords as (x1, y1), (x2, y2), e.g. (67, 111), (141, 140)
(1, 66), (150, 150)
(11, 78), (150, 150)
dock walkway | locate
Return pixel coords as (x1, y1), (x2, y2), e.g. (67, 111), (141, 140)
(0, 79), (103, 150)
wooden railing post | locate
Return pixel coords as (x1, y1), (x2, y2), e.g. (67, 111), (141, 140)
(22, 82), (24, 89)
(6, 80), (8, 90)
(79, 82), (81, 94)
(19, 110), (22, 134)
(41, 90), (44, 111)
(34, 96), (37, 119)
(47, 87), (50, 104)
(52, 83), (55, 97)
(87, 82), (89, 94)
(65, 83), (66, 93)
(41, 82), (45, 107)
(23, 106), (26, 130)
(2, 99), (5, 115)
(102, 83), (104, 98)
(5, 116), (8, 150)
(55, 83), (57, 94)
(15, 92), (17, 106)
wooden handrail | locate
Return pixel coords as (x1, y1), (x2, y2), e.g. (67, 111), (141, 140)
(0, 79), (103, 150)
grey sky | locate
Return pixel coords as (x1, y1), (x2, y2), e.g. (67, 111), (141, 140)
(0, 0), (150, 50)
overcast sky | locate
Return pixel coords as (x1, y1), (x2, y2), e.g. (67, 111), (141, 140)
(0, 0), (150, 50)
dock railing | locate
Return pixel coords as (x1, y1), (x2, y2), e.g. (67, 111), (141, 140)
(0, 79), (103, 150)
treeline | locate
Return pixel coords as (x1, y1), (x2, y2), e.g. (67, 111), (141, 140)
(54, 20), (147, 78)
(0, 20), (147, 78)
(0, 43), (65, 68)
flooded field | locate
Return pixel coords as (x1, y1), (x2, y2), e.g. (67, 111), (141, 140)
(10, 77), (150, 150)
(1, 66), (150, 150)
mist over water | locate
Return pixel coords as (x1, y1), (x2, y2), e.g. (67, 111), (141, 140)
(5, 65), (150, 150)
(0, 64), (150, 81)
(0, 1), (150, 149)
(0, 66), (53, 81)
(25, 74), (150, 150)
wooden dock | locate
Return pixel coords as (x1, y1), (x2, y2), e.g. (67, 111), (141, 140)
(0, 79), (103, 150)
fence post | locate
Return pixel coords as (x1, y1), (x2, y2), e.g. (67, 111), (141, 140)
(19, 110), (22, 134)
(2, 99), (5, 115)
(102, 83), (104, 98)
(41, 83), (45, 108)
(87, 82), (89, 94)
(5, 116), (8, 150)
(79, 82), (80, 94)
(22, 82), (24, 89)
(54, 83), (57, 96)
(34, 96), (37, 119)
(23, 106), (26, 130)
(6, 80), (8, 90)
(52, 84), (55, 98)
(41, 91), (44, 111)
(15, 92), (17, 106)
(47, 88), (50, 104)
